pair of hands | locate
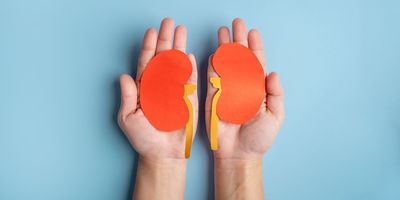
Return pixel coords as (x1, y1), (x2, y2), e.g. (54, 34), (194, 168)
(118, 17), (284, 163)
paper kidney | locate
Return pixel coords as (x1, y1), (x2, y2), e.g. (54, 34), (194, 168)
(139, 49), (192, 132)
(212, 43), (265, 124)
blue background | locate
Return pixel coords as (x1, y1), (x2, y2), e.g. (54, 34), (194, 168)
(1, 0), (399, 199)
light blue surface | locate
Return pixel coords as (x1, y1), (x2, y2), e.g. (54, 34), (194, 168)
(1, 0), (399, 199)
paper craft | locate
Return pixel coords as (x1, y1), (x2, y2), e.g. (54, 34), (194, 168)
(140, 49), (196, 158)
(184, 84), (196, 158)
(210, 43), (265, 150)
(210, 77), (222, 150)
(212, 43), (265, 123)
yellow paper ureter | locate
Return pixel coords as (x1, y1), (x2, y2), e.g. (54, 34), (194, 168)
(210, 77), (222, 151)
(184, 84), (196, 158)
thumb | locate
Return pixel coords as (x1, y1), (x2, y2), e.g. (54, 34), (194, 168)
(206, 55), (219, 97)
(119, 74), (138, 121)
(266, 72), (285, 123)
(187, 53), (198, 85)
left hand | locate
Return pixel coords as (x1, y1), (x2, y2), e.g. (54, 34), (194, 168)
(205, 18), (285, 161)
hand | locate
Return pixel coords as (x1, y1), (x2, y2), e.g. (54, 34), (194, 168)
(206, 18), (285, 161)
(118, 18), (198, 160)
(118, 18), (197, 200)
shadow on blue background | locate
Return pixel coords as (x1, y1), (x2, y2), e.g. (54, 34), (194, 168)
(0, 0), (399, 199)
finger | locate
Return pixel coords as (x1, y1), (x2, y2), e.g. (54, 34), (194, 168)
(156, 17), (174, 53)
(173, 25), (187, 53)
(248, 29), (266, 72)
(119, 74), (138, 121)
(136, 28), (158, 80)
(187, 54), (197, 84)
(232, 18), (248, 47)
(187, 54), (199, 142)
(218, 26), (231, 45)
(266, 72), (284, 123)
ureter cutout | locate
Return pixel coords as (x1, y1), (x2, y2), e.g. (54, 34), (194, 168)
(210, 77), (222, 150)
(184, 84), (196, 158)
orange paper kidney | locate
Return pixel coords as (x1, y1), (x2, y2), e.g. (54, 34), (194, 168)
(212, 43), (265, 124)
(140, 49), (192, 132)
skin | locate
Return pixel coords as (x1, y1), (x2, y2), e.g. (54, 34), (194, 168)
(205, 18), (285, 200)
(118, 18), (198, 200)
(118, 18), (284, 200)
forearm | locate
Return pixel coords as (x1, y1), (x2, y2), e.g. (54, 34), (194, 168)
(214, 158), (264, 200)
(133, 156), (186, 200)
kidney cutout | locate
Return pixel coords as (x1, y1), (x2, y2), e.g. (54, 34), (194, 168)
(212, 43), (265, 124)
(140, 49), (193, 132)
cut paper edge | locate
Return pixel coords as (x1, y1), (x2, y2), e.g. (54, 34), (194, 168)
(210, 77), (222, 151)
(184, 84), (196, 158)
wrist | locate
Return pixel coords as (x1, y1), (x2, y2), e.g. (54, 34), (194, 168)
(214, 158), (264, 200)
(134, 156), (186, 200)
(139, 156), (187, 169)
(214, 157), (262, 170)
(139, 155), (186, 166)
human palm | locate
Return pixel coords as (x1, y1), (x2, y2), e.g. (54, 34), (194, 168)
(205, 18), (284, 160)
(118, 18), (198, 159)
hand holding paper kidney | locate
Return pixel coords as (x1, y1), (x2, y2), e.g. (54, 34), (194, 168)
(209, 43), (266, 150)
(206, 19), (285, 161)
